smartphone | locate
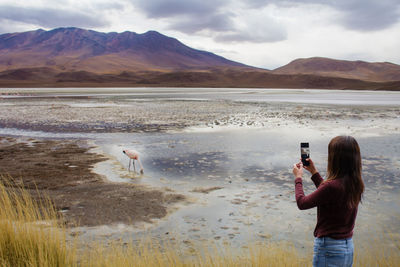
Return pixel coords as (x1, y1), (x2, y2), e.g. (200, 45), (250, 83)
(301, 143), (310, 166)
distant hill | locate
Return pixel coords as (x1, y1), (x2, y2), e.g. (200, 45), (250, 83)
(0, 28), (399, 90)
(1, 67), (398, 91)
(0, 27), (249, 73)
(273, 57), (400, 82)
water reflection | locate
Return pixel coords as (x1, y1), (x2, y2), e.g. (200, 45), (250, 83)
(3, 88), (400, 105)
(86, 127), (400, 249)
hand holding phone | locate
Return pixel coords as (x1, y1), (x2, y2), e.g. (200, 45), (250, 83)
(293, 162), (303, 178)
(303, 158), (318, 175)
(301, 143), (310, 166)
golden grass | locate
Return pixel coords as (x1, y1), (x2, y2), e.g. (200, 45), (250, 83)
(78, 239), (309, 267)
(354, 230), (400, 267)
(0, 176), (399, 267)
(0, 177), (75, 266)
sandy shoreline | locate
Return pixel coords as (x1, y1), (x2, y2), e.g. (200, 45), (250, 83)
(0, 136), (184, 227)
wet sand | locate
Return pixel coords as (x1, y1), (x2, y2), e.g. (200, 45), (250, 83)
(0, 137), (184, 226)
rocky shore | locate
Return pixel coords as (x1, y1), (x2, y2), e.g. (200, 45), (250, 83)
(0, 137), (184, 227)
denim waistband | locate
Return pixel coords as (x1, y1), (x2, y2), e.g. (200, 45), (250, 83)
(315, 236), (353, 244)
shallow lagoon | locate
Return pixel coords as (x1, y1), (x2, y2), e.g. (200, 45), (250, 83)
(1, 88), (399, 250)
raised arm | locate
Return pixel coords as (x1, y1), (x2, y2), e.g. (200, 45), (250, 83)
(294, 177), (331, 210)
(292, 161), (331, 210)
(311, 172), (324, 188)
(303, 158), (322, 188)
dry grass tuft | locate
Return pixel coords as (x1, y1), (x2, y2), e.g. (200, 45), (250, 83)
(0, 176), (75, 266)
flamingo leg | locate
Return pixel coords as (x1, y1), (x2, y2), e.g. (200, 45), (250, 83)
(128, 159), (131, 172)
(133, 159), (136, 172)
(137, 159), (144, 174)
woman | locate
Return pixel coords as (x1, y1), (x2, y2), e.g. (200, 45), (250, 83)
(292, 136), (364, 267)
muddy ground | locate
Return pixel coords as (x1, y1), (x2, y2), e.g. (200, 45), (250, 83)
(0, 136), (184, 226)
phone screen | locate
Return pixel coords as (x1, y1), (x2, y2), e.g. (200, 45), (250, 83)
(301, 143), (310, 166)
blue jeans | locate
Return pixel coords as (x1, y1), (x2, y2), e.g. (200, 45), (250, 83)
(313, 237), (354, 267)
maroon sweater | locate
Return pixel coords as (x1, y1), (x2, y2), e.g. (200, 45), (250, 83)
(295, 173), (358, 239)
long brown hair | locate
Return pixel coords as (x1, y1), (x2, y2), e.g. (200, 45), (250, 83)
(326, 136), (364, 208)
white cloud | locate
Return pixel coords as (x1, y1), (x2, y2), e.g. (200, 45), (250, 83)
(0, 0), (399, 69)
(213, 7), (288, 43)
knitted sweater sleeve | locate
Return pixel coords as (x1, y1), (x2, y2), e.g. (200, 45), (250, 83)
(311, 172), (324, 188)
(294, 175), (333, 210)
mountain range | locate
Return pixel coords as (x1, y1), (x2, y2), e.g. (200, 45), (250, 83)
(273, 57), (400, 82)
(0, 27), (247, 73)
(0, 27), (399, 90)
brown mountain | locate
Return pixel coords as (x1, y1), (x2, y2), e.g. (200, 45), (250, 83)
(273, 57), (400, 82)
(0, 28), (399, 90)
(0, 27), (249, 73)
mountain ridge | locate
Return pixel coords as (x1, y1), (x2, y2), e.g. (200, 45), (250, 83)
(0, 27), (249, 73)
(273, 57), (400, 82)
(0, 28), (399, 90)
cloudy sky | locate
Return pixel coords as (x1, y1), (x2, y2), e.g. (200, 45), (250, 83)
(0, 0), (399, 69)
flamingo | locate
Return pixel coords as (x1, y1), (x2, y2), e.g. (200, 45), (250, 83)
(123, 149), (144, 174)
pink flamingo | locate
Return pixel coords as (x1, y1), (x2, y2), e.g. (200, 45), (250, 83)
(123, 149), (144, 174)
